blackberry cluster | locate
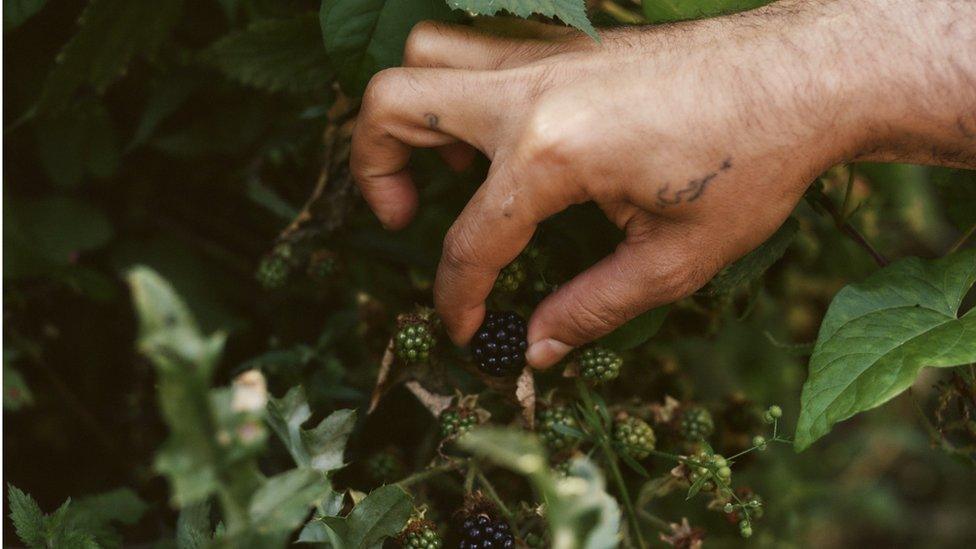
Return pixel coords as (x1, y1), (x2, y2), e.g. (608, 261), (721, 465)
(538, 405), (580, 452)
(688, 451), (731, 494)
(679, 406), (715, 442)
(613, 416), (656, 460)
(579, 346), (623, 383)
(256, 245), (293, 289)
(398, 520), (443, 548)
(439, 407), (477, 440)
(471, 311), (527, 377)
(493, 258), (526, 293)
(395, 321), (435, 364)
(458, 515), (514, 548)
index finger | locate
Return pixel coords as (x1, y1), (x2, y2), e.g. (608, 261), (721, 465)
(351, 67), (507, 229)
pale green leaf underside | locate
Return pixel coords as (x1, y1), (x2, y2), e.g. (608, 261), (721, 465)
(795, 249), (976, 450)
(447, 0), (597, 40)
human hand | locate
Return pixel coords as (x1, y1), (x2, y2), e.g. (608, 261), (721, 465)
(350, 0), (976, 369)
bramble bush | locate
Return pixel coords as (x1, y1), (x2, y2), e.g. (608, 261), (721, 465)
(4, 0), (976, 548)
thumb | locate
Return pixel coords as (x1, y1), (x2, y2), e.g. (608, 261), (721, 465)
(525, 238), (704, 369)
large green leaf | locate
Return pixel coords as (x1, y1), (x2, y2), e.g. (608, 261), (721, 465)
(302, 485), (412, 548)
(248, 468), (334, 533)
(7, 484), (46, 548)
(642, 0), (770, 23)
(446, 0), (597, 40)
(319, 0), (459, 96)
(795, 250), (976, 451)
(204, 14), (334, 94)
(37, 0), (184, 113)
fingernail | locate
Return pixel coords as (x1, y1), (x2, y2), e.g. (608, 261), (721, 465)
(526, 338), (573, 369)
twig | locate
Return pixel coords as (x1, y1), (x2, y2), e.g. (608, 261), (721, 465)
(397, 461), (464, 488)
(476, 471), (516, 525)
(808, 188), (889, 267)
(948, 222), (976, 255)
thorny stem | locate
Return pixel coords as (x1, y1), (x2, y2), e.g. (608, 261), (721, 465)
(476, 471), (516, 525)
(947, 222), (976, 255)
(577, 381), (648, 549)
(397, 461), (464, 488)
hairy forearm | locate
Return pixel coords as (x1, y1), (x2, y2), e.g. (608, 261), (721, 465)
(788, 0), (976, 167)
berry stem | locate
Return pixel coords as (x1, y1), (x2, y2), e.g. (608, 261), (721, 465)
(397, 461), (465, 488)
(476, 471), (516, 525)
(577, 380), (647, 549)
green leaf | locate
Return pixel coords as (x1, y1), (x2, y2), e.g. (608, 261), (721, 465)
(176, 502), (213, 549)
(37, 0), (184, 113)
(204, 14), (334, 94)
(267, 386), (356, 473)
(700, 217), (798, 296)
(4, 0), (48, 31)
(447, 0), (597, 40)
(248, 468), (334, 533)
(8, 484), (46, 548)
(642, 0), (770, 23)
(4, 196), (113, 279)
(306, 485), (412, 547)
(33, 99), (120, 187)
(795, 250), (976, 451)
(319, 0), (459, 96)
(599, 306), (669, 351)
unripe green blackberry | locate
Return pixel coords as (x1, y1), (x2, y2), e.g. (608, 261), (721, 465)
(494, 258), (526, 293)
(366, 450), (402, 483)
(256, 253), (291, 289)
(524, 532), (546, 548)
(397, 519), (442, 548)
(439, 407), (477, 440)
(395, 321), (435, 364)
(579, 346), (622, 383)
(538, 405), (580, 452)
(613, 416), (655, 460)
(679, 406), (715, 442)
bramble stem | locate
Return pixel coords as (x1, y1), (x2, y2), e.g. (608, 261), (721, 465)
(476, 471), (516, 525)
(808, 185), (889, 267)
(397, 461), (463, 488)
(948, 222), (976, 255)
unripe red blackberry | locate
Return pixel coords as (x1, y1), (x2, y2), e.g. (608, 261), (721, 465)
(395, 321), (435, 364)
(538, 404), (580, 452)
(439, 407), (478, 440)
(679, 406), (715, 442)
(493, 258), (526, 293)
(579, 346), (622, 383)
(397, 519), (442, 548)
(613, 416), (656, 460)
(458, 514), (514, 548)
(471, 311), (527, 377)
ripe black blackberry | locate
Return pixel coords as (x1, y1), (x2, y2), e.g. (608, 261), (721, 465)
(458, 514), (515, 548)
(471, 311), (527, 377)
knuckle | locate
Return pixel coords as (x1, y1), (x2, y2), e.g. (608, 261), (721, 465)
(656, 255), (711, 301)
(563, 290), (625, 343)
(520, 103), (584, 172)
(441, 224), (480, 272)
(403, 20), (440, 65)
(361, 68), (406, 113)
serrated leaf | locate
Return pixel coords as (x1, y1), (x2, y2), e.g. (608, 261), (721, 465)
(685, 473), (708, 500)
(204, 14), (334, 94)
(701, 217), (798, 296)
(248, 468), (333, 532)
(37, 0), (184, 113)
(642, 0), (770, 23)
(447, 0), (597, 40)
(309, 485), (411, 548)
(319, 0), (459, 96)
(267, 386), (356, 473)
(8, 484), (46, 548)
(4, 0), (48, 31)
(795, 250), (976, 451)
